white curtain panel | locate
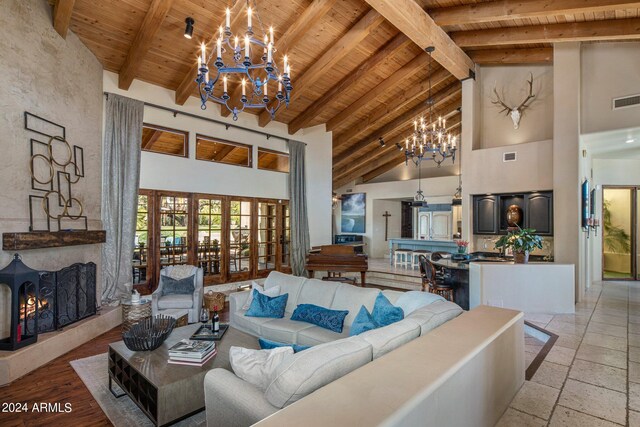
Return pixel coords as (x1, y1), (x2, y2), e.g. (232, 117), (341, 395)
(101, 94), (143, 304)
(288, 140), (310, 276)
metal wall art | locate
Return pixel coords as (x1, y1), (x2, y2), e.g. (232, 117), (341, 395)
(26, 113), (86, 232)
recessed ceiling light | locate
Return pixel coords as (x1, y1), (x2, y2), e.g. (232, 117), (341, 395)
(626, 138), (635, 144)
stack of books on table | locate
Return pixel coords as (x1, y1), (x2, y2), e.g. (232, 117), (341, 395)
(168, 339), (217, 366)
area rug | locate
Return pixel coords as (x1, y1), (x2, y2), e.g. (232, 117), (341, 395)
(70, 353), (205, 427)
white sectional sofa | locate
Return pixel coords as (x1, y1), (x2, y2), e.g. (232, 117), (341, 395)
(204, 272), (465, 426)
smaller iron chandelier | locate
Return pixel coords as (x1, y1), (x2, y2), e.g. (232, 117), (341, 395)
(195, 1), (292, 121)
(400, 46), (456, 167)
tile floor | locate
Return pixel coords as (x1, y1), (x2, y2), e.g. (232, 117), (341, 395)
(497, 281), (640, 426)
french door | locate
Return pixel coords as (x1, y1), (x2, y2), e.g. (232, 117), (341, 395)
(133, 190), (291, 291)
(602, 186), (639, 280)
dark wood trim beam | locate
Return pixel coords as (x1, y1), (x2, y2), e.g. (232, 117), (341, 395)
(222, 0), (339, 118)
(286, 33), (411, 134)
(453, 18), (640, 47)
(257, 8), (386, 127)
(119, 0), (175, 90)
(332, 67), (450, 150)
(429, 0), (640, 27)
(53, 0), (76, 39)
(363, 0), (475, 80)
(468, 47), (553, 65)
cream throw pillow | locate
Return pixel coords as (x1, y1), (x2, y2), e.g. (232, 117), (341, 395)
(229, 346), (293, 391)
(242, 281), (281, 310)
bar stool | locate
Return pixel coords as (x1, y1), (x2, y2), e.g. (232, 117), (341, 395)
(394, 249), (413, 268)
(411, 250), (431, 269)
(418, 255), (455, 302)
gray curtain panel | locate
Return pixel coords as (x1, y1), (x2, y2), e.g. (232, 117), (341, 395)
(101, 94), (144, 304)
(288, 140), (310, 277)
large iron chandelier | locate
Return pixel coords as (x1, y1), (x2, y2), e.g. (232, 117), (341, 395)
(401, 46), (457, 167)
(195, 1), (292, 121)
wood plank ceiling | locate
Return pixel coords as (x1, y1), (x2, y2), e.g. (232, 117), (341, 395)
(53, 0), (640, 188)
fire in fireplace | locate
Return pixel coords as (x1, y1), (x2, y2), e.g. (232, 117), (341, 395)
(0, 254), (97, 350)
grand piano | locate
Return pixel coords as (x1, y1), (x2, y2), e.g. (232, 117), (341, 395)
(306, 245), (368, 287)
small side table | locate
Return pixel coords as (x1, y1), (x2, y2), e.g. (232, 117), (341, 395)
(121, 298), (152, 333)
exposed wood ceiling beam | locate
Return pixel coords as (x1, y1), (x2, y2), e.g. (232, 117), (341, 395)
(141, 130), (162, 150)
(287, 33), (411, 134)
(221, 0), (338, 118)
(333, 83), (461, 166)
(453, 18), (640, 47)
(332, 109), (460, 188)
(53, 0), (76, 39)
(362, 0), (475, 80)
(468, 47), (553, 65)
(257, 8), (386, 127)
(332, 67), (450, 150)
(212, 145), (236, 161)
(333, 113), (462, 183)
(325, 53), (431, 133)
(429, 0), (640, 27)
(119, 0), (175, 90)
(174, 1), (246, 105)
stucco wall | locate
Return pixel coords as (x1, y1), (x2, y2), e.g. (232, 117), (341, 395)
(0, 0), (104, 334)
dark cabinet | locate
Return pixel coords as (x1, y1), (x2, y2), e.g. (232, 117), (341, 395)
(401, 202), (413, 238)
(473, 195), (498, 234)
(473, 191), (553, 236)
(525, 192), (553, 235)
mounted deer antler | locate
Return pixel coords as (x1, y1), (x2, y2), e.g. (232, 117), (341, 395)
(492, 73), (536, 130)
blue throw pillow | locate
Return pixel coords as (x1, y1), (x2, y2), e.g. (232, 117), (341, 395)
(395, 291), (445, 315)
(160, 274), (195, 296)
(245, 289), (288, 318)
(371, 293), (404, 327)
(291, 304), (349, 333)
(258, 337), (309, 353)
(350, 306), (378, 336)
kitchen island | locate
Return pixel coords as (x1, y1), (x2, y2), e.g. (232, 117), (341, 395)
(387, 238), (458, 263)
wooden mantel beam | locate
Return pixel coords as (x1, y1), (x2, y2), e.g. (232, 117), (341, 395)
(53, 0), (76, 39)
(287, 33), (411, 134)
(452, 18), (640, 47)
(119, 0), (175, 90)
(174, 1), (246, 105)
(257, 8), (385, 127)
(429, 0), (640, 27)
(221, 0), (338, 118)
(362, 0), (475, 80)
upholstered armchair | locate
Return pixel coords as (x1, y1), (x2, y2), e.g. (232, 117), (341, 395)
(151, 265), (204, 323)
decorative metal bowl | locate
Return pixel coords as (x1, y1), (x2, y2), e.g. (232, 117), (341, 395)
(122, 315), (176, 351)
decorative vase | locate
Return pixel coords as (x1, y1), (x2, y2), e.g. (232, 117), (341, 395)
(514, 251), (529, 264)
(506, 205), (523, 227)
(457, 247), (467, 254)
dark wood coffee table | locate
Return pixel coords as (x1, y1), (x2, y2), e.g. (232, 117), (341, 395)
(108, 324), (258, 426)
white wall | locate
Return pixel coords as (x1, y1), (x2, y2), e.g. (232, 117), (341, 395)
(0, 0), (104, 334)
(478, 65), (554, 149)
(103, 72), (333, 246)
(581, 42), (640, 135)
(335, 176), (458, 257)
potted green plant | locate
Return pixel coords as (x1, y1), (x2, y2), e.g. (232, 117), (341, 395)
(494, 226), (543, 264)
